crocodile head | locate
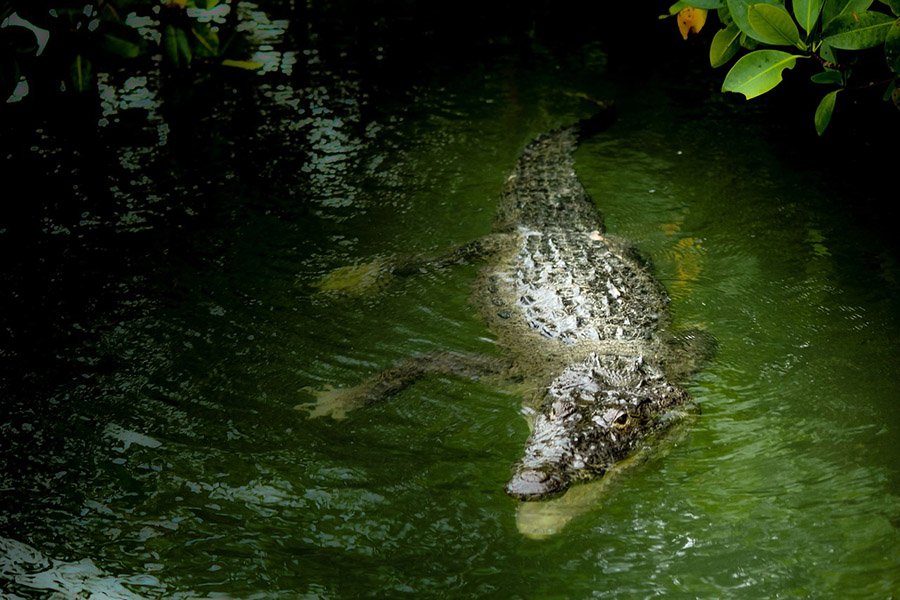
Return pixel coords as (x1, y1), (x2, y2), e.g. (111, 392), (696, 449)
(506, 354), (688, 501)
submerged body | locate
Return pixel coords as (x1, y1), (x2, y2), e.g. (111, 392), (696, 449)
(476, 114), (705, 501)
(309, 107), (711, 512)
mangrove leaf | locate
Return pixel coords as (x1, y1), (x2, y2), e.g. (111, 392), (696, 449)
(668, 1), (724, 15)
(726, 0), (780, 41)
(69, 54), (92, 92)
(191, 24), (219, 57)
(886, 18), (900, 72)
(822, 10), (894, 49)
(740, 32), (762, 48)
(687, 0), (726, 7)
(678, 7), (709, 39)
(719, 4), (735, 25)
(822, 0), (875, 25)
(748, 3), (805, 47)
(175, 27), (192, 66)
(793, 0), (824, 33)
(221, 59), (264, 70)
(99, 32), (142, 58)
(163, 24), (180, 67)
(722, 49), (803, 98)
(819, 40), (838, 61)
(810, 68), (844, 82)
(815, 89), (839, 134)
(710, 24), (743, 66)
(890, 81), (900, 108)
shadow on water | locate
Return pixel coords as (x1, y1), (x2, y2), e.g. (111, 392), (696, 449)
(1, 1), (899, 597)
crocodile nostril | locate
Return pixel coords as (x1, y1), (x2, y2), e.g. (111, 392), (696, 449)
(505, 469), (565, 500)
(550, 399), (576, 421)
(520, 469), (549, 483)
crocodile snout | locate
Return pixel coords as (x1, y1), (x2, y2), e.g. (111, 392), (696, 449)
(506, 468), (567, 500)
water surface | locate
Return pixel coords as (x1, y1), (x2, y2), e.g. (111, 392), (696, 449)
(1, 12), (898, 598)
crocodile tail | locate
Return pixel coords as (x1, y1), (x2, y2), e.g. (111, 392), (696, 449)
(575, 102), (616, 142)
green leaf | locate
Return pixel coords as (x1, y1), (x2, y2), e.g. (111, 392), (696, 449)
(793, 0), (824, 33)
(822, 10), (894, 49)
(886, 18), (900, 72)
(668, 0), (724, 15)
(819, 40), (838, 60)
(815, 89), (839, 134)
(668, 1), (692, 16)
(719, 4), (735, 25)
(883, 77), (896, 98)
(722, 49), (803, 98)
(163, 24), (180, 67)
(99, 32), (142, 58)
(885, 78), (900, 108)
(880, 0), (900, 16)
(175, 27), (192, 66)
(726, 0), (780, 40)
(190, 24), (219, 57)
(221, 59), (264, 70)
(70, 54), (93, 92)
(822, 0), (874, 25)
(740, 31), (762, 48)
(748, 4), (805, 47)
(685, 0), (726, 7)
(711, 24), (743, 66)
(810, 68), (844, 82)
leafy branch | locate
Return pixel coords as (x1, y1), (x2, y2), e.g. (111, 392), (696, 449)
(1, 0), (262, 102)
(666, 0), (900, 134)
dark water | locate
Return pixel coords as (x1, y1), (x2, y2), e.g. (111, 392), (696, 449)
(1, 2), (899, 597)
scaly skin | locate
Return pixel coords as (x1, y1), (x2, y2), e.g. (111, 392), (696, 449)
(474, 113), (700, 500)
(308, 107), (710, 504)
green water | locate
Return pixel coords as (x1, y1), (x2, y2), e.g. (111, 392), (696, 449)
(2, 42), (899, 599)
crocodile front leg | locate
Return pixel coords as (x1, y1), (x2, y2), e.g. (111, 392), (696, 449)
(297, 351), (511, 419)
(391, 233), (517, 275)
(661, 329), (717, 383)
(315, 233), (516, 295)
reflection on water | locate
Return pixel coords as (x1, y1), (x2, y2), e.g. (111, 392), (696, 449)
(0, 537), (156, 599)
(238, 1), (293, 74)
(1, 3), (899, 598)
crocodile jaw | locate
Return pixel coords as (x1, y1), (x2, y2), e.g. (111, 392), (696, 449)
(505, 411), (583, 501)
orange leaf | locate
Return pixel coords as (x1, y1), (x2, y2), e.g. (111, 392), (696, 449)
(677, 7), (708, 40)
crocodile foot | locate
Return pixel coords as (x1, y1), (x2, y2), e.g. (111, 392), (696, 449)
(295, 384), (366, 420)
(314, 258), (392, 295)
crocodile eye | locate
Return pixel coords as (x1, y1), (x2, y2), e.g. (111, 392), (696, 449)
(614, 412), (629, 426)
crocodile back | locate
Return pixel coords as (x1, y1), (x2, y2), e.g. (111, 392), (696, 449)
(494, 227), (669, 348)
(489, 126), (669, 350)
(495, 128), (603, 233)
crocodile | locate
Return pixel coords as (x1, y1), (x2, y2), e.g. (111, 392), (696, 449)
(306, 104), (713, 509)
